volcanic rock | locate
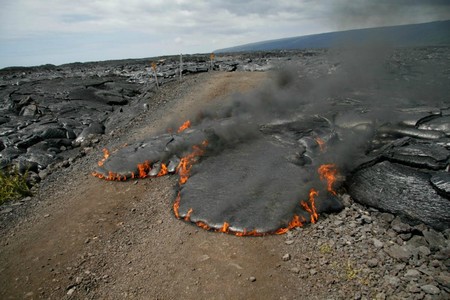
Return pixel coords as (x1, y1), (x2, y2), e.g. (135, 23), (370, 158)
(16, 135), (42, 149)
(391, 217), (412, 234)
(40, 128), (67, 139)
(430, 171), (450, 197)
(282, 254), (291, 261)
(367, 258), (379, 268)
(421, 284), (440, 295)
(378, 124), (446, 140)
(348, 161), (450, 231)
(418, 115), (450, 135)
(422, 229), (447, 251)
(381, 140), (449, 170)
(74, 123), (105, 144)
(404, 269), (420, 278)
(19, 104), (40, 117)
(436, 274), (450, 289)
(0, 116), (9, 125)
(167, 156), (180, 173)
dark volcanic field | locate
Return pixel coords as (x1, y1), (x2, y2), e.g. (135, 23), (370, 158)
(0, 48), (450, 299)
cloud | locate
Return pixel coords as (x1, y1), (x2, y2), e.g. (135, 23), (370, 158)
(0, 0), (449, 67)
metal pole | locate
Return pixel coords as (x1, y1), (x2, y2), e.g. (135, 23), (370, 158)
(179, 53), (183, 81)
(151, 62), (159, 88)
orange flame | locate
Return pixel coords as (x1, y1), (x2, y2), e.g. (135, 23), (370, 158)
(157, 163), (168, 177)
(177, 120), (191, 133)
(301, 188), (319, 224)
(315, 138), (326, 152)
(318, 164), (338, 195)
(218, 222), (230, 233)
(196, 221), (211, 231)
(97, 148), (110, 166)
(275, 214), (306, 235)
(235, 229), (263, 237)
(184, 208), (193, 221)
(177, 140), (208, 185)
(137, 160), (151, 178)
(92, 171), (127, 181)
(173, 192), (181, 219)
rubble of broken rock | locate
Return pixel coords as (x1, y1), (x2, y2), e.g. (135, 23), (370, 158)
(281, 198), (450, 299)
(0, 52), (284, 188)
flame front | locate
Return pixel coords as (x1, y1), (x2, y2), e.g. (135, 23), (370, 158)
(97, 148), (110, 167)
(176, 140), (208, 185)
(177, 120), (191, 133)
(173, 192), (181, 219)
(92, 170), (127, 181)
(301, 188), (319, 224)
(219, 222), (230, 233)
(315, 137), (326, 152)
(318, 164), (338, 195)
(184, 208), (193, 221)
(137, 160), (151, 178)
(157, 163), (168, 177)
(196, 221), (211, 231)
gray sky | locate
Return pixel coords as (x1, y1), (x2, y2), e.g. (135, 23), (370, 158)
(1, 0), (449, 68)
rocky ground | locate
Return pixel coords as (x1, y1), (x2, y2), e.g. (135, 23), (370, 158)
(0, 49), (449, 299)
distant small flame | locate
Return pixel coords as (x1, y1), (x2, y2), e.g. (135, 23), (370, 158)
(218, 222), (230, 233)
(97, 148), (110, 166)
(234, 229), (262, 237)
(318, 164), (338, 195)
(173, 192), (181, 219)
(301, 188), (319, 224)
(275, 214), (306, 235)
(157, 163), (168, 177)
(92, 171), (127, 181)
(315, 138), (326, 152)
(196, 221), (211, 231)
(184, 208), (193, 221)
(177, 120), (191, 133)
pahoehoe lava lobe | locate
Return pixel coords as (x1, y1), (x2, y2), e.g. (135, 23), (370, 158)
(92, 115), (344, 235)
(94, 130), (208, 180)
(177, 139), (343, 234)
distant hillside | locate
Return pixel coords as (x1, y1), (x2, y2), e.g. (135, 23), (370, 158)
(215, 20), (450, 53)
